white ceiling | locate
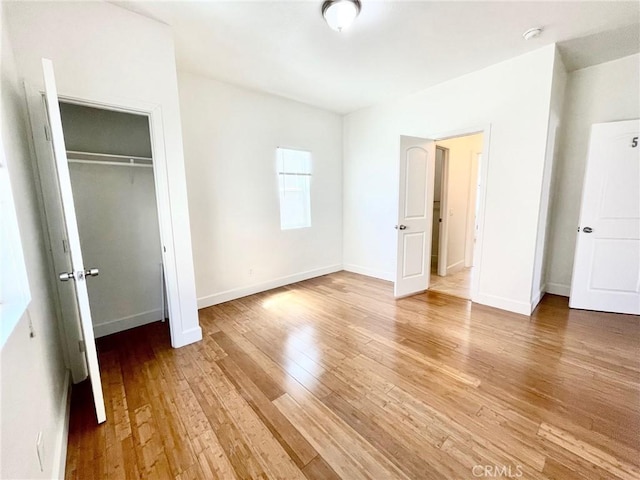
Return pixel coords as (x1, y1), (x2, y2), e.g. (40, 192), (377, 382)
(115, 1), (640, 114)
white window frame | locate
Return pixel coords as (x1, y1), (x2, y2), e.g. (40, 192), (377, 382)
(276, 147), (312, 230)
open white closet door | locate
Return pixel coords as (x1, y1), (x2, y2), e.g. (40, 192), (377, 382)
(42, 58), (106, 423)
(395, 136), (436, 298)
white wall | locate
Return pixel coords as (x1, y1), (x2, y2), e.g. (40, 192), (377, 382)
(436, 133), (483, 273)
(531, 50), (567, 304)
(70, 164), (163, 337)
(1, 3), (69, 477)
(344, 45), (558, 315)
(546, 54), (640, 295)
(5, 1), (201, 347)
(178, 73), (343, 307)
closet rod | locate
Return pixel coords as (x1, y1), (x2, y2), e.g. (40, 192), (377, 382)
(66, 150), (153, 162)
(68, 159), (153, 169)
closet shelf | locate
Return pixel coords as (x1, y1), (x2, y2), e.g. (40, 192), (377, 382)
(66, 150), (153, 168)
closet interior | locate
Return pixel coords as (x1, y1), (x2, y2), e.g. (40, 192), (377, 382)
(59, 102), (167, 338)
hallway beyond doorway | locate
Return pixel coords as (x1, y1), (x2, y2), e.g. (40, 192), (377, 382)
(429, 267), (472, 299)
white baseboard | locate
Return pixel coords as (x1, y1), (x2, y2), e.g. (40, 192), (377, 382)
(197, 264), (343, 309)
(446, 260), (465, 275)
(546, 282), (570, 297)
(52, 370), (71, 480)
(343, 264), (394, 282)
(474, 292), (532, 316)
(93, 308), (163, 338)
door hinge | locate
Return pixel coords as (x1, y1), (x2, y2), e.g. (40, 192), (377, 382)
(78, 339), (85, 353)
(44, 124), (51, 141)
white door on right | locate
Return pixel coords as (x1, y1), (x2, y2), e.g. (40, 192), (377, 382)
(570, 119), (640, 315)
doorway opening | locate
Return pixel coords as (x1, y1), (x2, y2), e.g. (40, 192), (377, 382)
(26, 86), (175, 389)
(59, 102), (169, 337)
(428, 133), (484, 299)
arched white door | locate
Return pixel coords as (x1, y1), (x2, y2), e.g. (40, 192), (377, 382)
(395, 136), (436, 298)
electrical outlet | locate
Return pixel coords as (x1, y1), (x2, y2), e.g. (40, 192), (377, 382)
(36, 431), (44, 472)
(28, 316), (35, 338)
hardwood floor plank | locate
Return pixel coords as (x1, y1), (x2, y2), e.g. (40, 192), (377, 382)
(195, 360), (307, 480)
(212, 331), (285, 400)
(189, 373), (269, 479)
(240, 328), (333, 399)
(217, 355), (318, 468)
(145, 385), (198, 476)
(119, 436), (141, 480)
(537, 422), (640, 480)
(539, 437), (626, 480)
(385, 377), (548, 472)
(320, 390), (463, 480)
(352, 327), (482, 387)
(101, 351), (129, 479)
(302, 455), (341, 480)
(178, 334), (306, 479)
(213, 319), (326, 403)
(196, 445), (242, 480)
(274, 392), (410, 480)
(175, 463), (206, 480)
(541, 455), (600, 480)
(130, 404), (173, 478)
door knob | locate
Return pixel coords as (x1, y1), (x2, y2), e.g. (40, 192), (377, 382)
(395, 224), (407, 230)
(582, 227), (593, 233)
(59, 271), (75, 281)
(58, 268), (99, 282)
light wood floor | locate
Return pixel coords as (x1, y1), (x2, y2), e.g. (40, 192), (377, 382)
(429, 267), (473, 299)
(65, 271), (640, 480)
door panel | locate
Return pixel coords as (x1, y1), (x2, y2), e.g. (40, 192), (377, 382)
(590, 240), (639, 292)
(403, 233), (426, 278)
(25, 89), (88, 384)
(404, 151), (428, 218)
(600, 155), (639, 218)
(570, 120), (640, 314)
(395, 137), (435, 297)
(42, 58), (106, 423)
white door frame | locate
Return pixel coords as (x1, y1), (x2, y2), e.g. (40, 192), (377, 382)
(464, 151), (482, 268)
(428, 125), (492, 302)
(436, 146), (450, 277)
(25, 82), (195, 356)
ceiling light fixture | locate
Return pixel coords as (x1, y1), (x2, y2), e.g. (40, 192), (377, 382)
(322, 0), (361, 32)
(522, 27), (543, 40)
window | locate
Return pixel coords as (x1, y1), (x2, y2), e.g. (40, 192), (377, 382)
(277, 147), (312, 230)
(1, 139), (31, 347)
